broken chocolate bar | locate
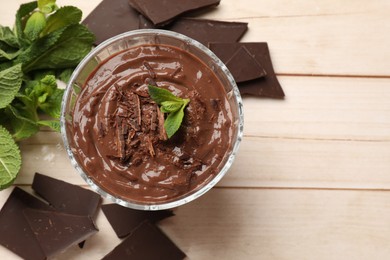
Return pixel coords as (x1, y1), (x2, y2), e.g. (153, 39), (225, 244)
(32, 172), (101, 217)
(23, 208), (98, 258)
(209, 42), (285, 98)
(102, 221), (186, 260)
(83, 0), (140, 45)
(128, 0), (220, 26)
(225, 45), (266, 83)
(102, 203), (174, 238)
(167, 18), (248, 46)
(0, 187), (51, 260)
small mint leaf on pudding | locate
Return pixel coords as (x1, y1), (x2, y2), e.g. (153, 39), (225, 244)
(147, 85), (190, 138)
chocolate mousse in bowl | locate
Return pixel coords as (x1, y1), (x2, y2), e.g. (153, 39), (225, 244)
(61, 29), (243, 210)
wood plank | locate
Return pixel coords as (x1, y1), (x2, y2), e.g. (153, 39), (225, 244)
(223, 137), (390, 189)
(2, 188), (390, 260)
(1, 1), (389, 76)
(245, 76), (390, 141)
(15, 133), (390, 190)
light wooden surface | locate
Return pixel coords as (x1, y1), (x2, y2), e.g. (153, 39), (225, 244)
(1, 0), (390, 259)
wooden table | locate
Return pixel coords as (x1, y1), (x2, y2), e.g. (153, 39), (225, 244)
(1, 0), (390, 259)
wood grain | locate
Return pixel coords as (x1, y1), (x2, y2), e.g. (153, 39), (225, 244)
(1, 0), (390, 259)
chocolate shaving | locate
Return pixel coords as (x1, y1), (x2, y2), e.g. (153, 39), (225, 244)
(145, 77), (157, 87)
(116, 116), (126, 161)
(147, 136), (156, 157)
(157, 107), (168, 141)
(150, 105), (158, 131)
(143, 61), (156, 79)
(135, 93), (142, 126)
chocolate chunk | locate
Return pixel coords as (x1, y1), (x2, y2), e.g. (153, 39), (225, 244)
(0, 187), (52, 260)
(102, 203), (174, 238)
(23, 208), (98, 258)
(32, 172), (101, 217)
(83, 0), (140, 45)
(102, 221), (186, 260)
(128, 0), (220, 26)
(209, 42), (285, 98)
(167, 18), (248, 46)
(138, 14), (155, 29)
(225, 46), (266, 83)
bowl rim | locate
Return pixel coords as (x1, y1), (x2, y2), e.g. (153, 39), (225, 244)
(60, 29), (244, 210)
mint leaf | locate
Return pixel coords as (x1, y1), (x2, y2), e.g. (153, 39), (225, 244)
(6, 105), (39, 141)
(38, 0), (57, 14)
(160, 101), (183, 113)
(19, 24), (95, 72)
(0, 125), (21, 190)
(164, 105), (186, 139)
(0, 64), (23, 109)
(0, 49), (21, 61)
(148, 85), (183, 104)
(41, 6), (82, 36)
(39, 88), (64, 118)
(0, 25), (20, 48)
(38, 120), (60, 132)
(148, 85), (189, 138)
(15, 1), (38, 48)
(24, 11), (46, 42)
(57, 67), (73, 84)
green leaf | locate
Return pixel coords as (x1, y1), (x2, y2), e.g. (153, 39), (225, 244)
(39, 88), (64, 118)
(0, 64), (23, 109)
(160, 100), (183, 113)
(164, 106), (186, 139)
(0, 125), (21, 190)
(6, 105), (39, 141)
(148, 85), (190, 138)
(15, 1), (38, 48)
(38, 120), (60, 132)
(0, 25), (20, 48)
(57, 67), (73, 84)
(41, 6), (82, 36)
(0, 48), (21, 61)
(38, 0), (57, 14)
(24, 11), (46, 42)
(148, 85), (183, 104)
(19, 24), (95, 72)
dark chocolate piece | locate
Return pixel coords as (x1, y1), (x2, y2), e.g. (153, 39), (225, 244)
(128, 0), (220, 26)
(83, 0), (140, 45)
(167, 18), (248, 46)
(209, 42), (285, 98)
(0, 187), (52, 260)
(32, 172), (101, 217)
(225, 46), (266, 83)
(138, 14), (155, 29)
(23, 208), (98, 258)
(102, 203), (174, 238)
(102, 221), (186, 260)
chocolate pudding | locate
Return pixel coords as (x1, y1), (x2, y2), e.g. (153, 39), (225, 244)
(70, 43), (234, 203)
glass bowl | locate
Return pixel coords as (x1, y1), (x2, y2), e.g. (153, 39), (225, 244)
(60, 29), (243, 210)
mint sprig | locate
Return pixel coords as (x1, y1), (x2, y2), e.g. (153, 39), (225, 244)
(0, 0), (95, 190)
(148, 85), (190, 138)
